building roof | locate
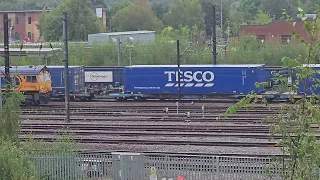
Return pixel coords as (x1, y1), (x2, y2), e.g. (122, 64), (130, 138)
(92, 5), (107, 10)
(127, 64), (265, 68)
(240, 20), (306, 36)
(0, 48), (61, 58)
(0, 10), (50, 13)
(0, 65), (47, 76)
(91, 31), (156, 36)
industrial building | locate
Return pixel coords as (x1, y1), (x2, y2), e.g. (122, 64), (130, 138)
(88, 31), (156, 46)
(240, 14), (319, 44)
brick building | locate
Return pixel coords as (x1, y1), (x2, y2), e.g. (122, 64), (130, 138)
(0, 10), (50, 43)
(240, 18), (319, 44)
(93, 5), (108, 31)
(0, 6), (108, 43)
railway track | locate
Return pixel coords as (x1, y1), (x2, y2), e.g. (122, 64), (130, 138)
(20, 136), (278, 147)
(21, 108), (281, 115)
(20, 115), (268, 123)
(18, 101), (298, 155)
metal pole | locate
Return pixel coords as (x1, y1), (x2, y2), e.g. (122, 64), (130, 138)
(3, 13), (10, 88)
(220, 0), (223, 42)
(117, 37), (121, 66)
(0, 79), (2, 115)
(44, 56), (48, 65)
(129, 48), (132, 66)
(212, 5), (217, 65)
(177, 40), (181, 102)
(62, 12), (70, 122)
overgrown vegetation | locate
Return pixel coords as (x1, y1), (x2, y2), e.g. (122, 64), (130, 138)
(224, 7), (320, 179)
(0, 80), (77, 179)
(1, 35), (311, 67)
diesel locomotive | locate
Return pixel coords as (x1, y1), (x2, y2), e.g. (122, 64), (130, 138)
(0, 65), (52, 105)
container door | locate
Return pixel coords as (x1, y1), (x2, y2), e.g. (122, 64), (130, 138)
(242, 70), (247, 93)
(242, 70), (246, 85)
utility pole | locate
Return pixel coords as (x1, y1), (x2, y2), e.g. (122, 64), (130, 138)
(213, 0), (223, 42)
(62, 12), (70, 122)
(212, 5), (217, 65)
(177, 40), (181, 102)
(128, 47), (132, 66)
(220, 0), (223, 42)
(117, 37), (121, 66)
(3, 13), (10, 88)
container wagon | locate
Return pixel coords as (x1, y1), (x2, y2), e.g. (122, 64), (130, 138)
(297, 64), (320, 96)
(109, 64), (267, 100)
(84, 66), (124, 95)
(47, 66), (94, 101)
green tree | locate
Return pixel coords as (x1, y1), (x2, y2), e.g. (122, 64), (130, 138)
(0, 1), (20, 11)
(0, 140), (35, 180)
(225, 6), (320, 180)
(251, 10), (273, 25)
(238, 0), (261, 17)
(0, 91), (24, 143)
(151, 1), (169, 21)
(91, 0), (106, 6)
(39, 0), (102, 41)
(163, 0), (205, 30)
(260, 0), (298, 19)
(0, 84), (35, 179)
(111, 0), (163, 31)
(301, 0), (319, 13)
(199, 0), (231, 37)
(109, 0), (132, 18)
(20, 0), (43, 10)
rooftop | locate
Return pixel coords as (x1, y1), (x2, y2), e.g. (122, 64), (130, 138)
(0, 10), (50, 13)
(90, 31), (156, 36)
(0, 65), (47, 76)
(0, 48), (61, 58)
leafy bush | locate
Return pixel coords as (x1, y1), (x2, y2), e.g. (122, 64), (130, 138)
(0, 140), (35, 180)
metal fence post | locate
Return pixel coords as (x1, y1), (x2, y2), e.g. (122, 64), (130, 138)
(112, 152), (142, 180)
(0, 79), (2, 114)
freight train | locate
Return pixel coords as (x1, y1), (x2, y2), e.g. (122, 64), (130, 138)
(0, 65), (52, 105)
(109, 64), (278, 101)
(106, 64), (318, 102)
(32, 64), (318, 103)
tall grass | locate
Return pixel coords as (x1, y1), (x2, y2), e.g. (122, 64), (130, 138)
(0, 37), (311, 66)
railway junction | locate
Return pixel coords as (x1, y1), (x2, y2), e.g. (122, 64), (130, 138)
(19, 99), (319, 179)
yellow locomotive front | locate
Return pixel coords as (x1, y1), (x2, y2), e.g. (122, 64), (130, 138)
(1, 65), (52, 105)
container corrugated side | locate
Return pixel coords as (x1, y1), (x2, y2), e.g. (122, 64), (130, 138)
(298, 65), (320, 95)
(47, 66), (78, 94)
(124, 65), (266, 95)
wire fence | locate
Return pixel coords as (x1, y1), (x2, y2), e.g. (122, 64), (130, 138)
(27, 151), (320, 180)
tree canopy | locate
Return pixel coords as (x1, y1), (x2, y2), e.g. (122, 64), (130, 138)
(39, 0), (102, 41)
(1, 0), (318, 40)
(163, 0), (205, 30)
(111, 0), (163, 31)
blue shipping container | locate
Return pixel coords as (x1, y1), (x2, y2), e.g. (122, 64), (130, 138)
(47, 66), (85, 94)
(124, 65), (266, 95)
(298, 64), (320, 95)
(84, 66), (124, 87)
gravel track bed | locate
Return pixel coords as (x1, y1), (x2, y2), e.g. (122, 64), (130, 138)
(20, 117), (265, 123)
(20, 129), (277, 138)
(20, 120), (265, 126)
(46, 102), (238, 107)
(77, 143), (282, 156)
(22, 134), (276, 143)
(20, 114), (267, 119)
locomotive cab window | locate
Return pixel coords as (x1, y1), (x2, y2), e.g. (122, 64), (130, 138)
(26, 76), (37, 83)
